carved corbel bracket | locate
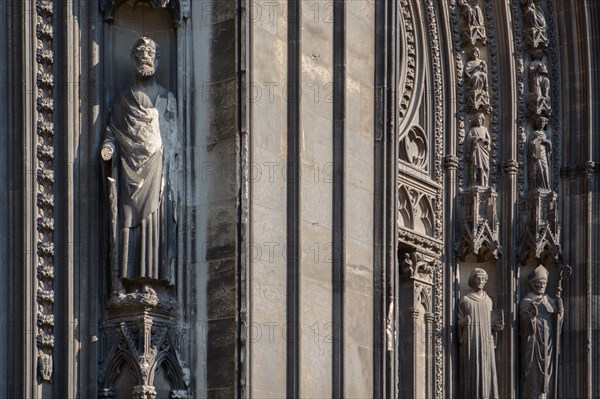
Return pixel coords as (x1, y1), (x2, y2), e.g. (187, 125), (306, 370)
(520, 190), (560, 263)
(399, 250), (436, 284)
(456, 186), (501, 261)
(444, 154), (460, 171)
(133, 385), (157, 399)
(100, 0), (190, 26)
(107, 285), (179, 320)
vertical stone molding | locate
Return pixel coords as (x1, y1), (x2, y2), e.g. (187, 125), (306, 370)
(398, 249), (437, 399)
(451, 0), (501, 265)
(515, 0), (561, 265)
(34, 0), (56, 383)
(393, 1), (446, 397)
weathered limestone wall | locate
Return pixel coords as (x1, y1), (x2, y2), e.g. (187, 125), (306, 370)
(344, 1), (375, 397)
(249, 1), (288, 397)
(246, 1), (376, 397)
(189, 1), (239, 397)
(298, 0), (333, 397)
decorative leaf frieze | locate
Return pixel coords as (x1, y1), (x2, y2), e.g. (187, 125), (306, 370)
(35, 0), (55, 383)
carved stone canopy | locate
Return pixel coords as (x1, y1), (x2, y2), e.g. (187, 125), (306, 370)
(100, 0), (189, 26)
(520, 190), (560, 264)
(456, 186), (501, 261)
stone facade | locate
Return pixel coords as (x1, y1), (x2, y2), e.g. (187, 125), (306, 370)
(0, 0), (599, 398)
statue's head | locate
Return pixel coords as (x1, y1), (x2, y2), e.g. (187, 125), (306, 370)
(532, 49), (545, 62)
(131, 37), (160, 77)
(468, 268), (488, 291)
(534, 115), (548, 130)
(472, 112), (485, 127)
(528, 265), (549, 295)
(471, 47), (481, 60)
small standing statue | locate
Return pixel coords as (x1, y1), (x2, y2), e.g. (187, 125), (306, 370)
(527, 50), (551, 116)
(101, 37), (181, 298)
(465, 47), (491, 112)
(523, 0), (549, 48)
(520, 265), (564, 399)
(457, 0), (487, 45)
(527, 115), (552, 191)
(466, 112), (491, 188)
(458, 268), (503, 399)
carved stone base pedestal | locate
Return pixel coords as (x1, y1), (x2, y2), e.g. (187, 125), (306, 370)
(457, 186), (500, 260)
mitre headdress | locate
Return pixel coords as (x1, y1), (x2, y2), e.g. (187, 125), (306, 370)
(528, 265), (549, 282)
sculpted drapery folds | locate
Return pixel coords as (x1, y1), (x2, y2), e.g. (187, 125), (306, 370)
(528, 51), (551, 117)
(458, 268), (503, 399)
(527, 115), (551, 191)
(465, 47), (491, 113)
(457, 0), (487, 45)
(523, 0), (549, 49)
(102, 37), (181, 296)
(520, 265), (564, 399)
(466, 112), (490, 187)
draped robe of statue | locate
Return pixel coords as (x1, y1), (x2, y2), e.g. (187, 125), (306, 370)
(458, 0), (486, 44)
(524, 2), (548, 48)
(465, 58), (488, 93)
(465, 54), (490, 111)
(520, 292), (562, 398)
(103, 86), (180, 286)
(528, 129), (551, 190)
(528, 59), (551, 115)
(467, 124), (490, 187)
(458, 289), (499, 399)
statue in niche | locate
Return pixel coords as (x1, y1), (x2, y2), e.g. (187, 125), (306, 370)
(465, 47), (491, 112)
(466, 112), (490, 188)
(523, 0), (549, 48)
(527, 50), (551, 116)
(527, 115), (552, 191)
(457, 0), (487, 45)
(458, 268), (503, 399)
(101, 37), (181, 300)
(520, 265), (564, 399)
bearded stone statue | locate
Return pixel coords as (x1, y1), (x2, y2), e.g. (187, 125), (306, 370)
(101, 37), (181, 298)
